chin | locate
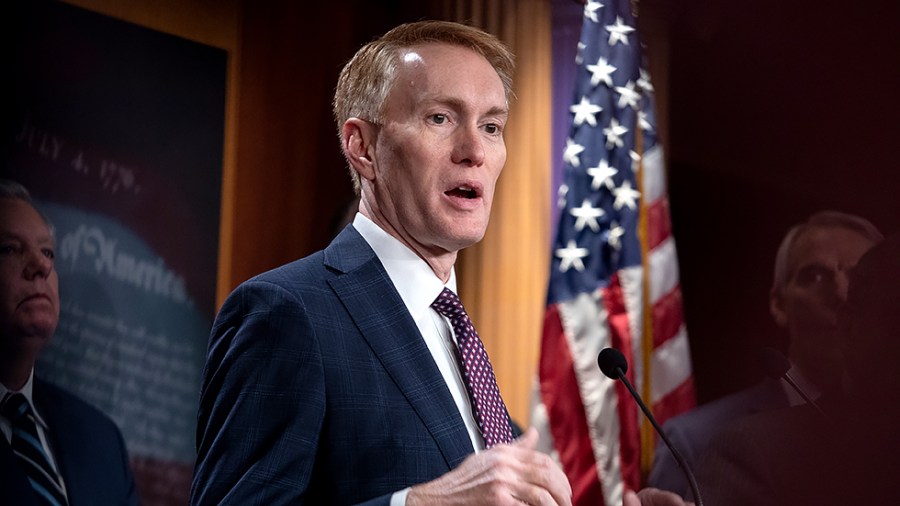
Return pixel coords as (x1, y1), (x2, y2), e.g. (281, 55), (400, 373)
(427, 212), (489, 250)
(20, 320), (58, 341)
(452, 229), (488, 250)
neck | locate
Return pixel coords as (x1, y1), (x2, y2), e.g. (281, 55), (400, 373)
(0, 334), (47, 390)
(0, 356), (34, 391)
(422, 254), (456, 284)
(359, 200), (458, 283)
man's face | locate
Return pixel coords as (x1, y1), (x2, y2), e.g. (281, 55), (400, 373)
(0, 198), (59, 353)
(364, 43), (508, 256)
(770, 225), (877, 390)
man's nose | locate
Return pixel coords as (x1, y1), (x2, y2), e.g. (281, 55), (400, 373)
(23, 248), (53, 280)
(451, 125), (486, 166)
(834, 271), (850, 303)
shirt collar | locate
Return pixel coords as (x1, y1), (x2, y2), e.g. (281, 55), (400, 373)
(1, 369), (49, 429)
(782, 363), (822, 407)
(352, 213), (456, 321)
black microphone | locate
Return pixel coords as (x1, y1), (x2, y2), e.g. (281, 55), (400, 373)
(758, 346), (831, 422)
(598, 347), (704, 506)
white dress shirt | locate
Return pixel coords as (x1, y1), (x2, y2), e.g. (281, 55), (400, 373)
(352, 214), (485, 505)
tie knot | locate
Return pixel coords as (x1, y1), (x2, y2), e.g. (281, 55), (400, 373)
(0, 392), (29, 421)
(431, 287), (467, 320)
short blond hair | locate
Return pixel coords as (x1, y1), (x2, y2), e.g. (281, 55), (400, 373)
(332, 20), (515, 194)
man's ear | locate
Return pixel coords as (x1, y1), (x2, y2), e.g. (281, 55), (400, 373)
(341, 118), (376, 182)
(769, 288), (788, 327)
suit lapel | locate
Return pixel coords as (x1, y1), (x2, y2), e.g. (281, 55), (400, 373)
(30, 380), (87, 504)
(32, 381), (82, 502)
(325, 226), (474, 469)
(0, 436), (39, 506)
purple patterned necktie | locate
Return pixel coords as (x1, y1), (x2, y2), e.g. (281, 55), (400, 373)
(431, 287), (513, 447)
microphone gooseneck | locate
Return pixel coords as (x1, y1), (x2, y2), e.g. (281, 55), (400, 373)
(597, 347), (704, 506)
(758, 346), (791, 379)
(758, 346), (831, 422)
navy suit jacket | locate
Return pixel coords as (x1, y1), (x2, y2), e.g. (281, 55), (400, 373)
(695, 395), (900, 505)
(647, 378), (788, 499)
(191, 225), (477, 505)
(0, 379), (138, 506)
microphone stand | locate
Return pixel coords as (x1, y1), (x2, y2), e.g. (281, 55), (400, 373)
(599, 348), (704, 506)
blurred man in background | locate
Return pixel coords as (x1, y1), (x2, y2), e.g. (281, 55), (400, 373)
(694, 231), (900, 505)
(648, 211), (882, 499)
(0, 178), (137, 506)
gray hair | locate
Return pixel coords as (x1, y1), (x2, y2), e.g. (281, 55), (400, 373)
(771, 210), (883, 292)
(0, 178), (33, 201)
(0, 178), (56, 238)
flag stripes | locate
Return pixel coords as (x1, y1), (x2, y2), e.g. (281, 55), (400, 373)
(533, 0), (695, 504)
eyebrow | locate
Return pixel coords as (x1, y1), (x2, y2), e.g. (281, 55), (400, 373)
(0, 230), (55, 245)
(425, 96), (509, 118)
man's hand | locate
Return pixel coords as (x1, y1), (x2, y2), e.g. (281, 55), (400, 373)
(407, 428), (572, 505)
(623, 488), (693, 506)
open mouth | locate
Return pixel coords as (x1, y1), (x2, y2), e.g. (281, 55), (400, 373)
(445, 185), (479, 199)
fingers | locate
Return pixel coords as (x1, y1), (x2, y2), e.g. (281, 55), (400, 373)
(500, 429), (572, 505)
(408, 428), (573, 505)
(623, 490), (642, 506)
(510, 473), (572, 506)
(512, 426), (539, 449)
(631, 487), (691, 506)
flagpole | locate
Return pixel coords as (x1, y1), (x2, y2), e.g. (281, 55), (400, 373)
(635, 113), (656, 484)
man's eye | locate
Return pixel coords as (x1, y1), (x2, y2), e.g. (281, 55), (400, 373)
(43, 248), (55, 260)
(484, 123), (500, 134)
(795, 266), (833, 286)
(431, 114), (447, 124)
(0, 244), (17, 255)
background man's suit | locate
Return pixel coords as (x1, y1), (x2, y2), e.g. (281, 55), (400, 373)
(192, 226), (485, 505)
(1, 379), (138, 506)
(647, 378), (788, 499)
(694, 395), (900, 506)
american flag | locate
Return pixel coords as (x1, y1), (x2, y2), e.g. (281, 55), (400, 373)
(531, 1), (695, 505)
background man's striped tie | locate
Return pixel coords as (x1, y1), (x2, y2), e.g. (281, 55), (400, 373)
(1, 392), (69, 506)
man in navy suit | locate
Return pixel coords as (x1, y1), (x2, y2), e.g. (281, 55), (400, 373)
(646, 211), (882, 499)
(0, 179), (138, 505)
(190, 21), (572, 506)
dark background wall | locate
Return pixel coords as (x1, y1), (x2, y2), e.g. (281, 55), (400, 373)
(63, 0), (900, 409)
(660, 0), (900, 401)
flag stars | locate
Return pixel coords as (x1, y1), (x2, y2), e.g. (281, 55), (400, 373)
(556, 240), (590, 272)
(638, 110), (653, 132)
(563, 138), (586, 168)
(613, 179), (640, 210)
(583, 0), (604, 23)
(603, 118), (629, 149)
(587, 56), (617, 88)
(615, 81), (641, 110)
(607, 222), (626, 250)
(570, 199), (606, 232)
(637, 68), (654, 93)
(557, 184), (569, 209)
(570, 96), (603, 127)
(605, 16), (635, 46)
(587, 159), (618, 191)
(629, 150), (641, 172)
